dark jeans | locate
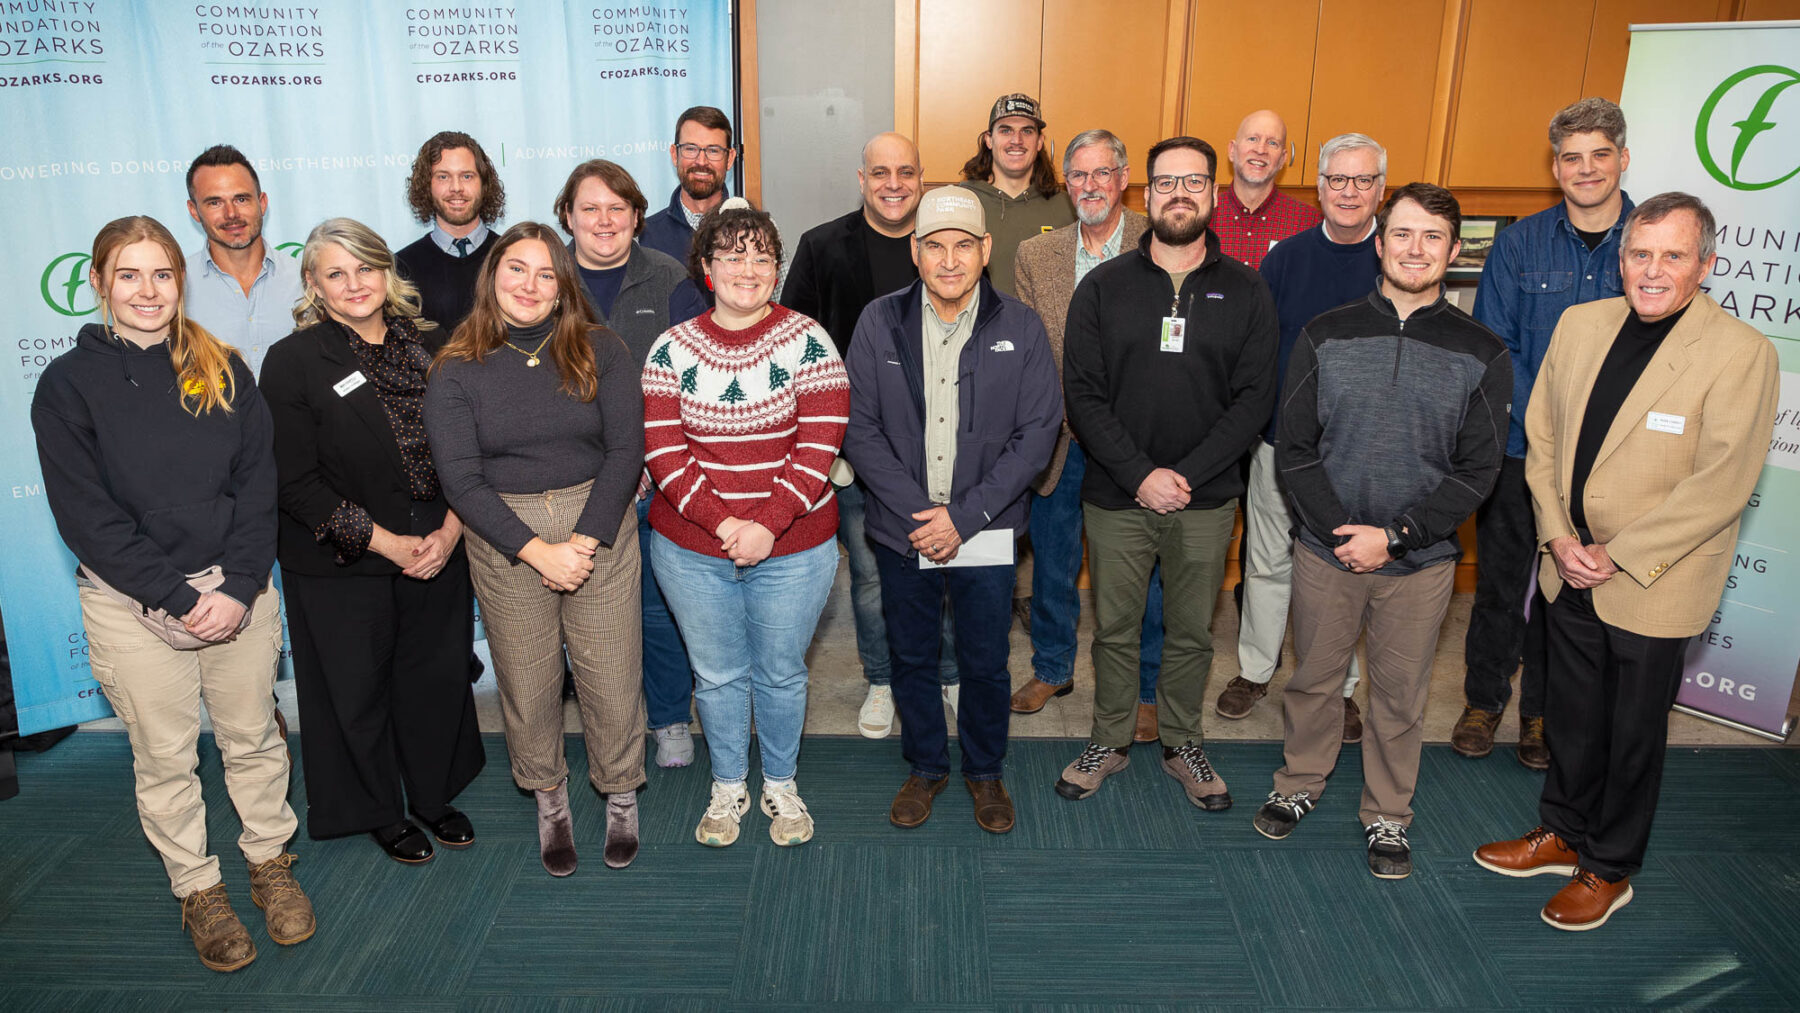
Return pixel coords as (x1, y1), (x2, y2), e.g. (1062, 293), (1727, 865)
(1463, 455), (1547, 717)
(1539, 587), (1692, 881)
(639, 494), (696, 730)
(1028, 440), (1163, 702)
(874, 543), (1013, 781)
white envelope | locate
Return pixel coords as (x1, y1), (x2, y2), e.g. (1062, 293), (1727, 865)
(919, 528), (1014, 569)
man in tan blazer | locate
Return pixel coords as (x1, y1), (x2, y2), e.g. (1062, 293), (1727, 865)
(1007, 129), (1154, 728)
(1475, 193), (1779, 931)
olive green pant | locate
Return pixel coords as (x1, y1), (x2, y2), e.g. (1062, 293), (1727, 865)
(1083, 502), (1234, 748)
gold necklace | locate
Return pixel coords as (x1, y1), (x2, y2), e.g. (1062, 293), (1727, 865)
(503, 331), (553, 367)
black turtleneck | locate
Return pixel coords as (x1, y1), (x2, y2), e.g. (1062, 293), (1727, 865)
(1569, 300), (1692, 532)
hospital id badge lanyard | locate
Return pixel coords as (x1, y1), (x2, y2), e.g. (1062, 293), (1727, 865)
(1161, 289), (1191, 353)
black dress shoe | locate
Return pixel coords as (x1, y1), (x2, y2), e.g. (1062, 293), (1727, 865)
(416, 808), (475, 848)
(371, 820), (434, 864)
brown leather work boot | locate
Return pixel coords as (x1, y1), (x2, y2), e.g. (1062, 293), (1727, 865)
(1474, 825), (1578, 878)
(1516, 715), (1550, 770)
(889, 774), (947, 828)
(1451, 706), (1502, 758)
(966, 777), (1015, 834)
(1342, 698), (1363, 744)
(1542, 869), (1632, 931)
(1133, 702), (1158, 743)
(1009, 677), (1072, 714)
(248, 853), (316, 945)
(1214, 676), (1268, 719)
(181, 883), (256, 972)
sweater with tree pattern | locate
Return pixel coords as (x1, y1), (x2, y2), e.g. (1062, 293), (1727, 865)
(642, 303), (849, 559)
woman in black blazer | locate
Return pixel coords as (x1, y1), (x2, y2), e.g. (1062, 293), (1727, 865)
(261, 217), (484, 864)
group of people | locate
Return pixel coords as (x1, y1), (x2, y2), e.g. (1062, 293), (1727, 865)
(30, 89), (1777, 973)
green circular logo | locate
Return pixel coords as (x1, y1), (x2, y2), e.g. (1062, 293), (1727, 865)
(276, 241), (303, 258)
(1695, 64), (1800, 191)
(40, 252), (97, 317)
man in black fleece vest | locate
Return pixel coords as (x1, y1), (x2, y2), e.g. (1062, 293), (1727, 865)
(394, 131), (506, 333)
(1254, 183), (1511, 880)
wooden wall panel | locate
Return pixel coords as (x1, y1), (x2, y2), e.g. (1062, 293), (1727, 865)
(1305, 0), (1447, 184)
(1739, 0), (1800, 17)
(1182, 0), (1320, 187)
(1581, 0), (1731, 102)
(1447, 0), (1595, 188)
(914, 0), (1044, 182)
(1040, 0), (1176, 176)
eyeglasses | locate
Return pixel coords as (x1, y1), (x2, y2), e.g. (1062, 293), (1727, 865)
(1322, 174), (1381, 191)
(676, 143), (732, 162)
(713, 253), (778, 276)
(1065, 166), (1123, 188)
(1149, 173), (1213, 194)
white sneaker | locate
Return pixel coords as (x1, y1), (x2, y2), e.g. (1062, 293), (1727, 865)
(942, 683), (960, 720)
(695, 781), (750, 847)
(760, 780), (815, 846)
(859, 684), (895, 738)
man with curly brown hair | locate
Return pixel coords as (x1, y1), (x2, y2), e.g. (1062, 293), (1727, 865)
(394, 131), (507, 332)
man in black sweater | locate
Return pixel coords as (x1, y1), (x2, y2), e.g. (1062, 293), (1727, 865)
(1255, 183), (1511, 881)
(1058, 136), (1277, 812)
(394, 131), (506, 333)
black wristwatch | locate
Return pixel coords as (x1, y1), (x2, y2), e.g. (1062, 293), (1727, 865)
(1383, 525), (1406, 560)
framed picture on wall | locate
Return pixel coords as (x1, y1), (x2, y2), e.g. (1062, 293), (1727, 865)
(1449, 217), (1508, 280)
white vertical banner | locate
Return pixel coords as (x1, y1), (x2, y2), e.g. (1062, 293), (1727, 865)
(1619, 21), (1800, 738)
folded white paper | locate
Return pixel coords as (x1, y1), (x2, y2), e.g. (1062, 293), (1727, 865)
(920, 528), (1014, 569)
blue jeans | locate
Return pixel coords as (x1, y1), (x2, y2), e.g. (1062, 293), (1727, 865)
(836, 479), (958, 687)
(1029, 441), (1163, 703)
(650, 534), (837, 784)
(639, 495), (697, 730)
(874, 543), (1013, 780)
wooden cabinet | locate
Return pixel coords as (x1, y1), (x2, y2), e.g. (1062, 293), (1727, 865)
(1306, 0), (1447, 184)
(1448, 0), (1594, 189)
(1181, 0), (1319, 186)
(1582, 0), (1732, 102)
(913, 0), (1043, 183)
(1041, 0), (1179, 177)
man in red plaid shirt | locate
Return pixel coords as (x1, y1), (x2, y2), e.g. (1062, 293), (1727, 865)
(1211, 110), (1321, 269)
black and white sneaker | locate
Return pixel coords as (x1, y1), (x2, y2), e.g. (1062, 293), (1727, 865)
(1364, 819), (1412, 880)
(1252, 791), (1314, 840)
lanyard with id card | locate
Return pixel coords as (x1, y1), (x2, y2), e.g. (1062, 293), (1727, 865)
(1160, 291), (1189, 353)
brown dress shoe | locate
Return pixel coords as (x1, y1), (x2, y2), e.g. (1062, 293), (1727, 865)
(1214, 676), (1268, 719)
(1542, 869), (1633, 931)
(1341, 698), (1363, 744)
(966, 777), (1015, 834)
(181, 883), (257, 972)
(1451, 706), (1502, 758)
(1133, 702), (1158, 743)
(1516, 716), (1550, 770)
(1010, 678), (1073, 714)
(247, 853), (316, 945)
(1473, 825), (1578, 877)
(889, 774), (948, 828)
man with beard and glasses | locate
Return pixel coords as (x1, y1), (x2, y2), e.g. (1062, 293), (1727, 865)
(1057, 136), (1276, 813)
(641, 105), (738, 264)
(183, 144), (303, 366)
(1218, 133), (1387, 735)
(1008, 129), (1163, 743)
(958, 93), (1074, 298)
(782, 132), (962, 739)
(1255, 183), (1510, 882)
(395, 131), (507, 333)
(1211, 110), (1320, 270)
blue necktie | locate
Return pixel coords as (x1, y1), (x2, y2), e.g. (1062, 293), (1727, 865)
(453, 237), (472, 258)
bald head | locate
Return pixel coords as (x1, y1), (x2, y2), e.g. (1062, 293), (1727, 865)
(1228, 110), (1290, 188)
(859, 132), (924, 237)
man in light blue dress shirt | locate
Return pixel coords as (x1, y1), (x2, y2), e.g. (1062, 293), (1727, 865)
(183, 144), (302, 372)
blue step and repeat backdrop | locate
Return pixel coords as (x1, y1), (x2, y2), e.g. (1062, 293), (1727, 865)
(2, 1), (733, 735)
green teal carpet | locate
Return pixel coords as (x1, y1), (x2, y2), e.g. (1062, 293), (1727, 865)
(2, 733), (1796, 1011)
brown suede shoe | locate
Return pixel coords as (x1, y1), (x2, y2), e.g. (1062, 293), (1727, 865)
(1009, 677), (1073, 714)
(1451, 706), (1502, 758)
(1473, 825), (1578, 878)
(248, 853), (316, 945)
(1214, 676), (1268, 719)
(1133, 702), (1158, 743)
(1516, 716), (1550, 770)
(181, 883), (256, 972)
(966, 777), (1015, 834)
(1542, 869), (1633, 931)
(889, 774), (948, 828)
(1341, 698), (1363, 744)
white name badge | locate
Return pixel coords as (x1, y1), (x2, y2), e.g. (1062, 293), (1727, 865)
(1160, 316), (1185, 353)
(333, 371), (368, 397)
(1646, 411), (1686, 435)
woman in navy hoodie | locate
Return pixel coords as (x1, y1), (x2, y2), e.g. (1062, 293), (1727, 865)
(31, 216), (314, 973)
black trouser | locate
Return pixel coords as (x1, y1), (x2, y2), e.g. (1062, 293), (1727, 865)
(284, 553), (485, 838)
(1463, 455), (1548, 717)
(1538, 587), (1691, 881)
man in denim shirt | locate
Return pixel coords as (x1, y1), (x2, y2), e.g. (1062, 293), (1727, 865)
(1453, 98), (1633, 768)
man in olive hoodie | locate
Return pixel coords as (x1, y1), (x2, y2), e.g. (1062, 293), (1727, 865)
(958, 93), (1075, 297)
